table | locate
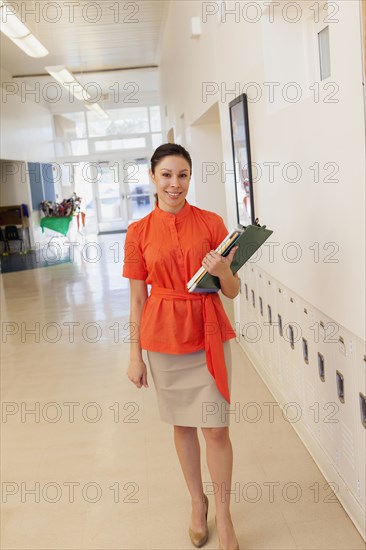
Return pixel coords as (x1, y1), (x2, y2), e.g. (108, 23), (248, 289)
(40, 216), (73, 236)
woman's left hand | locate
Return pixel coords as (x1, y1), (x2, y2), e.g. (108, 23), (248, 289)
(202, 246), (238, 279)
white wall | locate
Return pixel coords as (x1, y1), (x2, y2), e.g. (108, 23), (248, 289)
(0, 160), (31, 206)
(1, 68), (54, 247)
(159, 0), (365, 341)
(187, 104), (228, 220)
(1, 69), (55, 163)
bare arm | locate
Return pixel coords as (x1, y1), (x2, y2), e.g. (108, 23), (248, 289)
(127, 279), (149, 388)
(219, 271), (240, 299)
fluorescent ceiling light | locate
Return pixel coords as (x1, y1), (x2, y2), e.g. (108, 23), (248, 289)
(46, 65), (109, 119)
(0, 0), (48, 57)
(45, 65), (92, 101)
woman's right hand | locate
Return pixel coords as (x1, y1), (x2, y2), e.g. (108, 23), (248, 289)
(127, 359), (148, 389)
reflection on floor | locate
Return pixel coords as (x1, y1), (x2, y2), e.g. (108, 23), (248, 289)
(0, 251), (71, 273)
(1, 234), (365, 549)
(98, 230), (127, 236)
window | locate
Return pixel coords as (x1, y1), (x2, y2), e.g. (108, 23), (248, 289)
(95, 138), (146, 151)
(87, 107), (149, 137)
(54, 105), (162, 156)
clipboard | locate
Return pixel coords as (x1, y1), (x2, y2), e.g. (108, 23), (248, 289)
(187, 222), (273, 293)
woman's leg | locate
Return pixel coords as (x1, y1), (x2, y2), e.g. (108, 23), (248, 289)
(173, 425), (207, 532)
(201, 427), (238, 549)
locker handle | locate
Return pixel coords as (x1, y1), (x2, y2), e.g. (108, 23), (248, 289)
(318, 352), (325, 382)
(359, 393), (366, 428)
(287, 324), (295, 350)
(278, 314), (283, 337)
(302, 338), (309, 364)
(259, 296), (263, 316)
(336, 370), (345, 403)
(267, 304), (272, 325)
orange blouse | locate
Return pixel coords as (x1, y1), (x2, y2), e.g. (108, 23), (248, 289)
(122, 199), (236, 402)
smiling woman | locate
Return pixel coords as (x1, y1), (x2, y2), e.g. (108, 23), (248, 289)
(122, 143), (240, 550)
(149, 144), (191, 213)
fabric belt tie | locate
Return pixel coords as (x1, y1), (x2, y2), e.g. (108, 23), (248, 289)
(150, 286), (230, 404)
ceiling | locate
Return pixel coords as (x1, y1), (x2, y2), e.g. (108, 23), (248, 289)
(0, 0), (169, 77)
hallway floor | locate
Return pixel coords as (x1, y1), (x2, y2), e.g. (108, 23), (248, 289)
(1, 234), (365, 549)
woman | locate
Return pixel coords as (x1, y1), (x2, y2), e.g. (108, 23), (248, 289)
(123, 143), (240, 550)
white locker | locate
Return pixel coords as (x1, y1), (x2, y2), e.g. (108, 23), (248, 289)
(274, 282), (292, 403)
(240, 265), (261, 360)
(285, 293), (306, 417)
(264, 276), (282, 392)
(248, 266), (260, 325)
(313, 311), (339, 466)
(259, 270), (272, 376)
(235, 264), (366, 533)
(332, 329), (359, 505)
(255, 268), (267, 364)
(238, 264), (251, 327)
(353, 338), (366, 511)
(300, 302), (322, 442)
(239, 265), (248, 337)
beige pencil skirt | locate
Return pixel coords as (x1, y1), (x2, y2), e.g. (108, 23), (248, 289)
(145, 341), (232, 428)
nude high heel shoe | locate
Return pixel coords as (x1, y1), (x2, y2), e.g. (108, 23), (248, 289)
(215, 516), (239, 550)
(189, 493), (209, 548)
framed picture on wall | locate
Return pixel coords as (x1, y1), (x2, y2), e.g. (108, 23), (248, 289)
(229, 93), (255, 226)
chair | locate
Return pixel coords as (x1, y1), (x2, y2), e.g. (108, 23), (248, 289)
(0, 227), (10, 255)
(4, 225), (24, 254)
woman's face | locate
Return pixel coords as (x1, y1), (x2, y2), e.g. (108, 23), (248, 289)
(150, 155), (191, 213)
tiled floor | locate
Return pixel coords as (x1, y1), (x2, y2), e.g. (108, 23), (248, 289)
(1, 234), (365, 549)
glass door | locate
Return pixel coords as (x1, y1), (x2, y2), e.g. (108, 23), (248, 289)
(93, 158), (153, 233)
(94, 162), (126, 233)
(124, 158), (153, 222)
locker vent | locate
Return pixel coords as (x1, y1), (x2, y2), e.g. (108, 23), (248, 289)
(323, 409), (336, 440)
(341, 420), (355, 467)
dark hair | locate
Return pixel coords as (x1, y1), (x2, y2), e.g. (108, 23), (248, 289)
(150, 143), (192, 175)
